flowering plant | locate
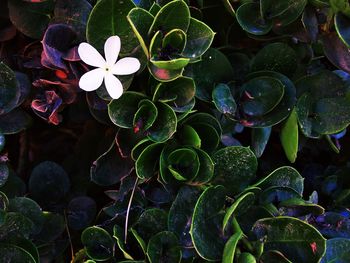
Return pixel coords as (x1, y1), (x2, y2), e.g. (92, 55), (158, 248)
(1, 0), (350, 262)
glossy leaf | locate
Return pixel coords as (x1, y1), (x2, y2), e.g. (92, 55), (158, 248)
(212, 84), (237, 117)
(108, 92), (147, 129)
(223, 191), (255, 231)
(212, 146), (257, 195)
(0, 62), (20, 116)
(168, 186), (201, 248)
(133, 208), (168, 243)
(185, 48), (234, 101)
(0, 244), (36, 263)
(147, 102), (177, 142)
(153, 76), (195, 112)
(8, 0), (54, 39)
(148, 0), (190, 36)
(240, 77), (285, 116)
(81, 226), (114, 261)
(182, 17), (215, 59)
(251, 43), (298, 77)
(280, 108), (298, 163)
(251, 127), (271, 158)
(135, 143), (163, 179)
(321, 238), (350, 263)
(236, 2), (273, 35)
(252, 217), (326, 263)
(254, 166), (304, 195)
(191, 185), (227, 261)
(0, 109), (31, 135)
(86, 0), (138, 54)
(91, 141), (133, 186)
(127, 8), (154, 57)
(222, 231), (243, 263)
(147, 231), (181, 263)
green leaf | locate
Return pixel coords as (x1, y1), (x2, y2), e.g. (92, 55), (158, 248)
(176, 125), (201, 147)
(29, 161), (70, 203)
(0, 109), (31, 135)
(222, 231), (243, 263)
(133, 208), (168, 243)
(335, 12), (350, 49)
(113, 225), (133, 260)
(148, 0), (190, 36)
(148, 61), (184, 81)
(168, 186), (201, 248)
(1, 236), (39, 263)
(322, 32), (350, 74)
(0, 62), (20, 115)
(244, 71), (296, 128)
(150, 57), (190, 70)
(192, 148), (214, 184)
(272, 0), (307, 27)
(260, 0), (290, 19)
(212, 83), (237, 117)
(182, 17), (215, 59)
(181, 113), (222, 153)
(91, 141), (133, 186)
(147, 231), (181, 263)
(280, 108), (298, 163)
(127, 8), (154, 57)
(240, 77), (285, 116)
(191, 185), (227, 261)
(253, 166), (304, 195)
(149, 2), (161, 16)
(153, 76), (196, 112)
(212, 146), (257, 195)
(236, 2), (273, 35)
(0, 244), (36, 263)
(252, 217), (326, 263)
(162, 29), (187, 52)
(167, 148), (200, 181)
(223, 192), (255, 231)
(238, 253), (256, 263)
(330, 0), (350, 17)
(260, 250), (292, 263)
(251, 43), (298, 77)
(8, 197), (44, 235)
(0, 164), (9, 187)
(86, 0), (138, 54)
(8, 0), (54, 39)
(133, 99), (158, 132)
(135, 143), (163, 179)
(321, 238), (350, 263)
(34, 212), (65, 243)
(251, 127), (272, 158)
(296, 71), (350, 136)
(185, 48), (234, 101)
(51, 0), (92, 41)
(147, 102), (177, 142)
(108, 92), (147, 129)
(81, 226), (114, 261)
(0, 212), (34, 238)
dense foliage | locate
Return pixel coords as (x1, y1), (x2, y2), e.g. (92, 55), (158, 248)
(1, 0), (350, 262)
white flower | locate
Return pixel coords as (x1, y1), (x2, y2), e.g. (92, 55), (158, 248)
(78, 36), (140, 99)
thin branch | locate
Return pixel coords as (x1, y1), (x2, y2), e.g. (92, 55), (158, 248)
(125, 176), (139, 244)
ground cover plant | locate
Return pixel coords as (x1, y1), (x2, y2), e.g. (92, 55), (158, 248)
(1, 0), (350, 262)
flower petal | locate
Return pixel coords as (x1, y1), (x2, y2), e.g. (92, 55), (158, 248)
(111, 57), (140, 75)
(104, 36), (121, 66)
(104, 73), (123, 99)
(78, 42), (105, 67)
(79, 68), (105, 91)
